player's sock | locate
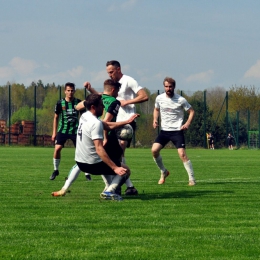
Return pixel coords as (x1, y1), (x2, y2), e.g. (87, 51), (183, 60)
(101, 175), (112, 191)
(62, 164), (81, 190)
(125, 178), (134, 188)
(183, 160), (195, 181)
(53, 158), (60, 170)
(153, 155), (166, 173)
(106, 174), (128, 193)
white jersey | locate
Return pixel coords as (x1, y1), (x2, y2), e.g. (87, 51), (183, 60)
(116, 74), (143, 121)
(75, 111), (103, 164)
(155, 93), (191, 131)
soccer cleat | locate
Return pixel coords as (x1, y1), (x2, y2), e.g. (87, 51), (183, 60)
(51, 189), (66, 197)
(100, 191), (123, 201)
(85, 174), (92, 181)
(188, 180), (196, 186)
(50, 170), (59, 180)
(115, 186), (122, 196)
(125, 186), (138, 195)
(158, 170), (170, 184)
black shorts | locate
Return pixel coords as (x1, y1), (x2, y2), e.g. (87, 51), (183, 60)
(76, 159), (121, 175)
(55, 132), (77, 147)
(154, 130), (185, 149)
(125, 121), (136, 148)
(104, 131), (123, 160)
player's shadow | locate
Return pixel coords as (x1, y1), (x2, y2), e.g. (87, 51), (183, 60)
(124, 189), (234, 200)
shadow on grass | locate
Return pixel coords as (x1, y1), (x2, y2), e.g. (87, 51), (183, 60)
(123, 189), (234, 200)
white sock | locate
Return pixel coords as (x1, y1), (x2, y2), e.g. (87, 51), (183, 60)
(62, 164), (81, 190)
(183, 160), (195, 181)
(153, 155), (166, 173)
(101, 175), (112, 190)
(125, 178), (134, 187)
(53, 158), (60, 171)
(106, 175), (124, 193)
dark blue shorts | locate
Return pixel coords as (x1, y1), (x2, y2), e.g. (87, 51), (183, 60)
(154, 130), (185, 149)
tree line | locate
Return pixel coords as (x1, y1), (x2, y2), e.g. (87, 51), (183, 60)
(1, 80), (260, 148)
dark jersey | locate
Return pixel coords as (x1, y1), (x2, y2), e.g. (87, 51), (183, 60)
(55, 98), (81, 135)
(101, 94), (121, 122)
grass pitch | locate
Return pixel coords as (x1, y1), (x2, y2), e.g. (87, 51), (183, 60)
(0, 147), (259, 259)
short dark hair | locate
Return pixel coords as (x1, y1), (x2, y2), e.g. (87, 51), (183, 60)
(104, 79), (121, 89)
(84, 94), (102, 110)
(106, 60), (121, 68)
(65, 82), (75, 90)
(163, 77), (176, 88)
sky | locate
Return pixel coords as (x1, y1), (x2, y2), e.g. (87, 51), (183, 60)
(1, 0), (260, 93)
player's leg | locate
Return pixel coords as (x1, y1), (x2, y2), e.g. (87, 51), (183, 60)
(177, 148), (196, 186)
(71, 134), (92, 181)
(52, 164), (81, 196)
(76, 161), (129, 201)
(50, 144), (63, 180)
(151, 142), (169, 184)
(152, 131), (170, 184)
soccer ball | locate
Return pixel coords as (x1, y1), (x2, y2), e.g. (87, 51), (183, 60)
(116, 124), (133, 140)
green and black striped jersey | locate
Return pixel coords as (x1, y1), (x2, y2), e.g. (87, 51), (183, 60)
(55, 98), (81, 134)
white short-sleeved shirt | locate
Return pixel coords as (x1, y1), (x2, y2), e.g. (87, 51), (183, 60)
(116, 74), (143, 121)
(155, 93), (192, 131)
(75, 111), (103, 164)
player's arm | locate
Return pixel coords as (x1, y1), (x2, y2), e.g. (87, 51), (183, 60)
(153, 108), (160, 129)
(51, 113), (59, 141)
(103, 114), (140, 131)
(93, 139), (127, 176)
(75, 101), (86, 111)
(102, 112), (114, 146)
(120, 89), (148, 107)
(83, 81), (102, 95)
(181, 107), (195, 130)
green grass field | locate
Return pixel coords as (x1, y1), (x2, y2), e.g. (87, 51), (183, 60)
(0, 147), (260, 260)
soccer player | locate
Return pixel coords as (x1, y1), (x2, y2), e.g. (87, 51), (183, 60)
(77, 93), (137, 200)
(151, 77), (196, 186)
(227, 133), (234, 150)
(106, 60), (149, 195)
(49, 82), (91, 181)
(51, 80), (133, 197)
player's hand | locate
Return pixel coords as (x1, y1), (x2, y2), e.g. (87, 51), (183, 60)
(114, 166), (127, 176)
(127, 114), (140, 123)
(83, 81), (91, 91)
(153, 121), (159, 129)
(103, 138), (108, 147)
(51, 134), (56, 142)
(181, 123), (189, 130)
(119, 99), (128, 107)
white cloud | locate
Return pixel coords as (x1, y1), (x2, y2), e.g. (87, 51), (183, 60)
(0, 57), (38, 79)
(186, 70), (214, 83)
(244, 60), (260, 79)
(108, 0), (137, 11)
(9, 57), (39, 75)
(0, 66), (13, 78)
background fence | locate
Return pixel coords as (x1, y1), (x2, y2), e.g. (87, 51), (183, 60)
(1, 82), (260, 148)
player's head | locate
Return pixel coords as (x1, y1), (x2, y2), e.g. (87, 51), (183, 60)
(103, 79), (121, 97)
(64, 82), (76, 98)
(85, 94), (104, 117)
(65, 82), (75, 90)
(106, 60), (123, 82)
(163, 77), (175, 97)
